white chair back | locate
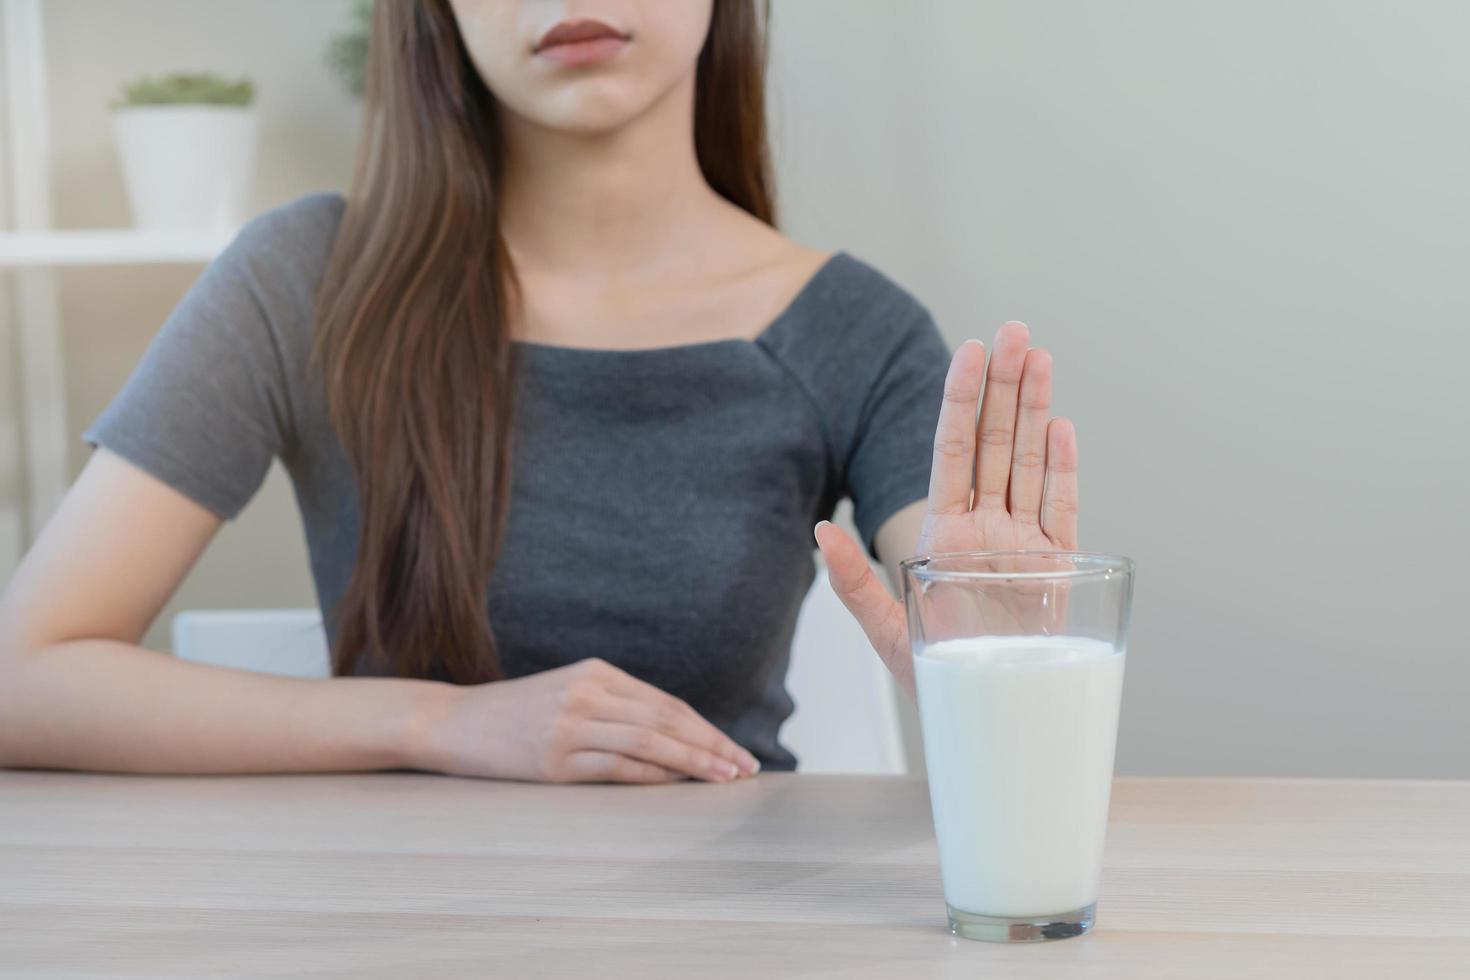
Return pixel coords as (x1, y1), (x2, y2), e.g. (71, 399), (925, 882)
(172, 609), (329, 679)
(780, 565), (908, 774)
(171, 571), (908, 774)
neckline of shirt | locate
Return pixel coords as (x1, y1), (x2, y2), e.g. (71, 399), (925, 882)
(512, 251), (850, 359)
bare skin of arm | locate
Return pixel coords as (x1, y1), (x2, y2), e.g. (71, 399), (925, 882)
(874, 500), (928, 595)
(0, 449), (757, 783)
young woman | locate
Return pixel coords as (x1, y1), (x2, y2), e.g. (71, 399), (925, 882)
(0, 0), (1078, 782)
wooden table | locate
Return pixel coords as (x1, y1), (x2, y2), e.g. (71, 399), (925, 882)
(1, 772), (1466, 978)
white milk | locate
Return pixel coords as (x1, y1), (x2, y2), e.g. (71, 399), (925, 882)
(914, 635), (1125, 918)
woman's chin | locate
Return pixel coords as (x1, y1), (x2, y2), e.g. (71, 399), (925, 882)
(517, 107), (648, 139)
(500, 79), (661, 138)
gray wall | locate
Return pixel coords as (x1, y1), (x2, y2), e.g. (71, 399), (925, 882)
(769, 1), (1470, 776)
(7, 1), (1466, 776)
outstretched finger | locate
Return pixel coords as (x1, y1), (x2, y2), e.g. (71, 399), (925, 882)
(563, 750), (684, 785)
(1041, 417), (1079, 549)
(605, 692), (760, 775)
(974, 322), (1030, 510)
(927, 340), (985, 515)
(581, 721), (744, 782)
(814, 520), (913, 695)
(599, 671), (756, 773)
(1008, 348), (1053, 522)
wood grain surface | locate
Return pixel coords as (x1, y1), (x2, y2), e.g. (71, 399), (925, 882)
(2, 772), (1466, 978)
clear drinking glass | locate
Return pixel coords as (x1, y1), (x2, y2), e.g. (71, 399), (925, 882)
(901, 551), (1135, 943)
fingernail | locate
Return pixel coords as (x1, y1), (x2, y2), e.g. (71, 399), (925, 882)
(713, 759), (739, 780)
(813, 520), (831, 543)
(740, 752), (761, 775)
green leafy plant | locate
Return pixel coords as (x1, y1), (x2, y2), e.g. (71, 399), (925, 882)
(113, 73), (255, 109)
(327, 0), (374, 99)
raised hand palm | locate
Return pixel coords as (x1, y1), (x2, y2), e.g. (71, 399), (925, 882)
(816, 322), (1080, 696)
(918, 491), (1066, 556)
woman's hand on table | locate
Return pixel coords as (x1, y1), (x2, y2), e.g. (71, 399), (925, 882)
(407, 657), (761, 784)
(815, 321), (1081, 696)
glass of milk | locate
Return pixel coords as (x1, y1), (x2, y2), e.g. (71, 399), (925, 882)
(900, 551), (1134, 943)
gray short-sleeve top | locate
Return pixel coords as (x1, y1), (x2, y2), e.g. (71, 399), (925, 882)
(85, 192), (950, 771)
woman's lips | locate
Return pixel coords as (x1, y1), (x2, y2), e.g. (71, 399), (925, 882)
(534, 18), (629, 67)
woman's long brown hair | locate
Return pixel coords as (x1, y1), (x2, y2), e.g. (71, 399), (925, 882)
(313, 0), (774, 683)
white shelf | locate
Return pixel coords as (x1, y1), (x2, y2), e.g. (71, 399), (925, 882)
(1, 0), (243, 561)
(0, 228), (236, 267)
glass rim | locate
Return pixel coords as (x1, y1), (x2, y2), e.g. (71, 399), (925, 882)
(899, 550), (1134, 582)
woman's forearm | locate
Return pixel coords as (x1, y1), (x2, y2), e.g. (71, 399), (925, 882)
(0, 640), (455, 774)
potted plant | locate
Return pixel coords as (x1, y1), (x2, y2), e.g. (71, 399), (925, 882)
(110, 73), (258, 232)
(327, 0), (374, 99)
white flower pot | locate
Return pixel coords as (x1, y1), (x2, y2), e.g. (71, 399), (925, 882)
(111, 105), (259, 232)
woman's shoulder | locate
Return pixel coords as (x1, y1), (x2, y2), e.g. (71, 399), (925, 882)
(227, 190), (347, 280)
(167, 192), (349, 412)
(752, 248), (949, 473)
(763, 249), (942, 366)
(207, 191), (347, 346)
(811, 252), (933, 325)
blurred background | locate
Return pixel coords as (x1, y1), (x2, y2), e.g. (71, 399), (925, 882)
(0, 1), (1465, 777)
